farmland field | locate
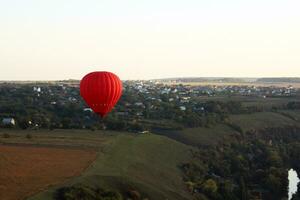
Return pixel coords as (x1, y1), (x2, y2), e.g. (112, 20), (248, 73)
(1, 129), (195, 200)
(0, 108), (300, 200)
(164, 81), (300, 88)
(0, 144), (97, 200)
(28, 134), (194, 200)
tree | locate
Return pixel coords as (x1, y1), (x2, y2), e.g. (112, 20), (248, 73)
(55, 185), (123, 200)
(201, 179), (218, 195)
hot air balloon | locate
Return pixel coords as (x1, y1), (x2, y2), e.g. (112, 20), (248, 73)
(80, 71), (122, 117)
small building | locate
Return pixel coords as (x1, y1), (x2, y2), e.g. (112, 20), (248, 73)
(134, 102), (144, 107)
(83, 108), (93, 112)
(139, 130), (150, 134)
(33, 87), (41, 92)
(2, 118), (16, 126)
(180, 106), (186, 111)
(116, 111), (129, 116)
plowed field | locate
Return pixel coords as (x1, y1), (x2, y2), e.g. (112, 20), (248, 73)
(0, 145), (97, 200)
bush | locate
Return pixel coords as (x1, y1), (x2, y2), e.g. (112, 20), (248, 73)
(226, 122), (244, 134)
(201, 179), (218, 194)
(2, 133), (10, 138)
(127, 190), (141, 200)
(55, 184), (123, 200)
(26, 134), (33, 139)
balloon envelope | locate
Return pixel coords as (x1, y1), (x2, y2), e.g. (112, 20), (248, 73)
(80, 71), (122, 117)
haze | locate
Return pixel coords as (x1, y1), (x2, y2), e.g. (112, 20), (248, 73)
(1, 0), (300, 80)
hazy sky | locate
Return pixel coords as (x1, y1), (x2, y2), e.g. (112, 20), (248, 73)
(1, 0), (300, 80)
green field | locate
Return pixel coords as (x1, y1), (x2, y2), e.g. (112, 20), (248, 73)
(154, 110), (300, 147)
(0, 129), (139, 148)
(154, 124), (237, 146)
(277, 110), (300, 122)
(15, 133), (193, 200)
(1, 109), (300, 200)
(228, 112), (298, 132)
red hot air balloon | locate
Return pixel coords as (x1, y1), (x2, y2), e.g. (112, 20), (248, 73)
(80, 71), (122, 117)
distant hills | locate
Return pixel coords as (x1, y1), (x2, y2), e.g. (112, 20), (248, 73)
(256, 78), (300, 83)
(1, 77), (300, 84)
(154, 77), (300, 83)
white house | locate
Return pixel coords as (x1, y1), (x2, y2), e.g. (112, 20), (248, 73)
(179, 106), (186, 111)
(83, 108), (93, 112)
(2, 118), (16, 126)
(33, 87), (41, 92)
(134, 102), (145, 107)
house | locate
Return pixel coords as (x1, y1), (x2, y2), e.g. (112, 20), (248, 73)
(180, 106), (186, 111)
(180, 97), (190, 103)
(33, 87), (41, 93)
(139, 130), (150, 134)
(2, 118), (16, 126)
(116, 111), (129, 116)
(136, 112), (143, 116)
(169, 98), (174, 102)
(134, 102), (145, 107)
(83, 108), (93, 112)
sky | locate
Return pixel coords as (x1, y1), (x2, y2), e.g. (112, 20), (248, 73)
(0, 0), (300, 80)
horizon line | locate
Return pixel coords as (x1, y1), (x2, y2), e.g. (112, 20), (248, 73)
(0, 76), (300, 82)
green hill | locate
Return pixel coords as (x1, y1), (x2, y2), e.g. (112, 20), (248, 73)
(28, 134), (194, 200)
(154, 124), (237, 147)
(154, 111), (300, 147)
(228, 112), (298, 132)
(25, 110), (300, 200)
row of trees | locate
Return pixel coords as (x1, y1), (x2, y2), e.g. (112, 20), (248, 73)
(55, 184), (147, 200)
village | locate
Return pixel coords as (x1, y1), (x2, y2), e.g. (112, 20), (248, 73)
(0, 81), (299, 131)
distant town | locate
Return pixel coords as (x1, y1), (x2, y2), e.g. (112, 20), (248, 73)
(0, 78), (299, 131)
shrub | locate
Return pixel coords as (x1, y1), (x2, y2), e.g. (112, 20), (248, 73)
(201, 179), (218, 194)
(26, 134), (32, 139)
(55, 184), (123, 200)
(127, 190), (141, 200)
(2, 133), (10, 138)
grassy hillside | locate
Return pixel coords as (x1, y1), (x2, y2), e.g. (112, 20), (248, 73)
(277, 110), (300, 122)
(155, 111), (300, 147)
(154, 124), (237, 147)
(28, 134), (194, 200)
(0, 129), (124, 149)
(4, 110), (300, 200)
(228, 112), (298, 132)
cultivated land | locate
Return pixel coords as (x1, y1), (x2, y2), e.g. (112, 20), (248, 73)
(0, 108), (298, 200)
(29, 134), (194, 200)
(165, 81), (300, 88)
(0, 145), (97, 200)
(0, 130), (194, 200)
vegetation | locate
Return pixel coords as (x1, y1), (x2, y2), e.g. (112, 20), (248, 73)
(55, 185), (123, 200)
(179, 126), (300, 200)
(0, 83), (299, 132)
(0, 82), (300, 200)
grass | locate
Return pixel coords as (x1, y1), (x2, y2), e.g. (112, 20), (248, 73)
(0, 129), (127, 149)
(277, 110), (300, 122)
(28, 133), (194, 200)
(154, 110), (300, 147)
(2, 109), (299, 200)
(154, 124), (237, 147)
(165, 81), (300, 88)
(228, 112), (299, 132)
